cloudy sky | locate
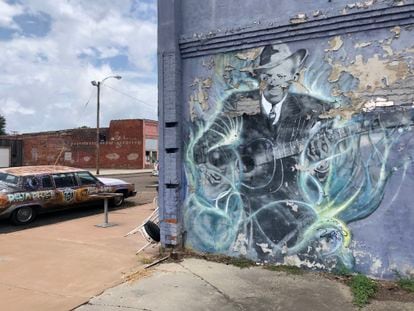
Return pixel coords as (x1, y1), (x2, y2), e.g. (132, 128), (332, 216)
(0, 0), (157, 133)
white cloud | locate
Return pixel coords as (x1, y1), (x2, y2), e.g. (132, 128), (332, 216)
(1, 98), (35, 115)
(0, 0), (157, 133)
(0, 0), (23, 29)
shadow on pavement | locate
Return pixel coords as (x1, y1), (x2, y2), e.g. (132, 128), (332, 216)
(0, 200), (151, 234)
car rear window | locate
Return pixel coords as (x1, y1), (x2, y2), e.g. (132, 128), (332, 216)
(52, 173), (76, 188)
(0, 173), (19, 185)
(77, 172), (98, 185)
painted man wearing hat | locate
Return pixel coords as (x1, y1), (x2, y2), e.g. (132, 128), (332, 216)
(222, 43), (330, 144)
(254, 44), (330, 143)
(188, 44), (334, 260)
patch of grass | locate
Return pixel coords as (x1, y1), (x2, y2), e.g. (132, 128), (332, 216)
(332, 263), (352, 276)
(396, 275), (414, 293)
(227, 257), (254, 269)
(349, 274), (378, 307)
(137, 255), (154, 265)
(264, 264), (303, 275)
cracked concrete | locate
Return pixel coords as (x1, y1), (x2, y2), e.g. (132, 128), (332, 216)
(76, 258), (414, 311)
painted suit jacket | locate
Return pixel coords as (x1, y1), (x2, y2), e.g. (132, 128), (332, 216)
(224, 90), (331, 146)
(222, 90), (333, 250)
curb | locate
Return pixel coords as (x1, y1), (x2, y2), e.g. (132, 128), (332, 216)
(97, 171), (153, 177)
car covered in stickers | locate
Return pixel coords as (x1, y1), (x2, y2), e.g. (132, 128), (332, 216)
(0, 165), (136, 225)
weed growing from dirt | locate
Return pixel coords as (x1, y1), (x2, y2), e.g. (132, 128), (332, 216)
(227, 257), (254, 268)
(332, 263), (352, 276)
(349, 274), (378, 307)
(263, 265), (304, 275)
(396, 274), (414, 293)
(137, 254), (156, 265)
(140, 257), (154, 265)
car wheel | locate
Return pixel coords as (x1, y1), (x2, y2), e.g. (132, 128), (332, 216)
(143, 220), (160, 242)
(11, 206), (37, 225)
(111, 193), (125, 207)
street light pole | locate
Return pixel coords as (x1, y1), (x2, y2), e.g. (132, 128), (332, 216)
(95, 81), (101, 175)
(91, 75), (122, 175)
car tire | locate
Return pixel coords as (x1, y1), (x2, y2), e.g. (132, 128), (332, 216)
(143, 220), (160, 242)
(111, 193), (125, 207)
(11, 206), (37, 225)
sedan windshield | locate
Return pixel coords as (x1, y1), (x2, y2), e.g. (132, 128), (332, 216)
(0, 173), (19, 185)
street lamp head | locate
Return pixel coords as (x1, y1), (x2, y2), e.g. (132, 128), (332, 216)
(91, 80), (98, 86)
(100, 75), (122, 84)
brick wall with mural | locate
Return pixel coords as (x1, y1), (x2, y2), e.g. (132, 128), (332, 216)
(158, 0), (414, 279)
(14, 119), (158, 169)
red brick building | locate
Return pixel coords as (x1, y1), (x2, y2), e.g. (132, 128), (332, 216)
(9, 119), (158, 169)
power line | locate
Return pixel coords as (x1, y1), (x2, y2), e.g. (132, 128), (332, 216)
(83, 88), (95, 111)
(103, 84), (156, 110)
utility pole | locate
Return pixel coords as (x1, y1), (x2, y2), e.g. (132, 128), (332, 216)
(91, 75), (122, 175)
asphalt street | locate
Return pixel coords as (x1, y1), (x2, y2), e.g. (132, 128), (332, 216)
(109, 172), (158, 206)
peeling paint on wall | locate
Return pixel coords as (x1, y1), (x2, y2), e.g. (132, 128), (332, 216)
(328, 54), (410, 92)
(290, 13), (307, 24)
(391, 26), (401, 38)
(325, 36), (343, 52)
(183, 28), (414, 278)
(354, 42), (372, 49)
(342, 0), (377, 14)
(363, 97), (395, 111)
(189, 77), (214, 120)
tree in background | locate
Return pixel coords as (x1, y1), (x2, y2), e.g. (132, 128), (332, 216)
(0, 115), (6, 135)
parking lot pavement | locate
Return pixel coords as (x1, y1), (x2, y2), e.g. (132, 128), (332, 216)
(0, 202), (158, 311)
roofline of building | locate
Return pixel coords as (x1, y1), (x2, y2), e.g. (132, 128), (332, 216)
(1, 118), (159, 138)
(15, 127), (109, 137)
(110, 118), (158, 123)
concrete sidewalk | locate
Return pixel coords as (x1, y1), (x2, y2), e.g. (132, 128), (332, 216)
(0, 203), (157, 311)
(77, 258), (414, 311)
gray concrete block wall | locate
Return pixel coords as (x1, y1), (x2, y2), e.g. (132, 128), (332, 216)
(158, 0), (183, 247)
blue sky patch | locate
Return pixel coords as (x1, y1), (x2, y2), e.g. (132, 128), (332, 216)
(100, 54), (132, 71)
(0, 27), (15, 40)
(0, 10), (52, 40)
(78, 47), (135, 71)
(13, 11), (52, 38)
